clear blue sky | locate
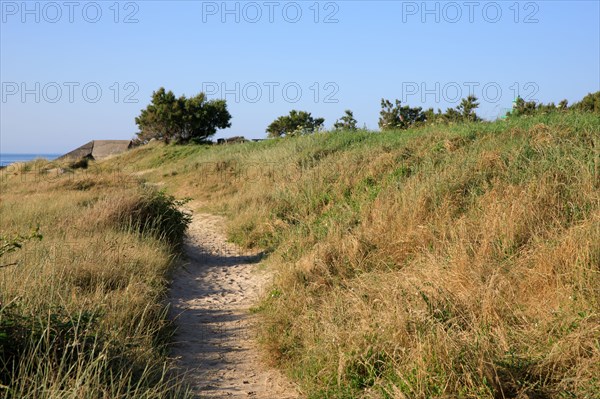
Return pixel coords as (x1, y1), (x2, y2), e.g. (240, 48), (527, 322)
(1, 0), (599, 153)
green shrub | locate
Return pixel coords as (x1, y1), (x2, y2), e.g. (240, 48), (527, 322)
(123, 189), (192, 248)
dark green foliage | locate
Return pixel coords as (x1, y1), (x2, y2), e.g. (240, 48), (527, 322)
(333, 110), (358, 131)
(69, 157), (89, 170)
(571, 91), (600, 113)
(267, 110), (325, 138)
(122, 189), (192, 248)
(0, 227), (42, 267)
(378, 99), (425, 130)
(135, 87), (232, 144)
(508, 97), (546, 117)
(504, 92), (600, 118)
(422, 107), (444, 125)
(558, 99), (569, 110)
(442, 107), (463, 123)
(0, 304), (101, 385)
(456, 95), (481, 122)
(422, 96), (482, 125)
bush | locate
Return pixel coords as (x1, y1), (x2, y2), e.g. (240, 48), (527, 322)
(115, 189), (192, 248)
(504, 92), (600, 118)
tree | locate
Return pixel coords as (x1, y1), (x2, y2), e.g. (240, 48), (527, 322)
(333, 110), (358, 131)
(558, 99), (569, 110)
(506, 92), (599, 119)
(423, 108), (443, 125)
(444, 107), (463, 122)
(572, 91), (600, 113)
(507, 97), (555, 118)
(266, 110), (325, 138)
(135, 88), (180, 142)
(135, 88), (232, 144)
(456, 95), (481, 122)
(378, 99), (425, 131)
(422, 96), (481, 125)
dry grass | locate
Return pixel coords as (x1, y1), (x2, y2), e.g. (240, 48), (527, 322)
(0, 165), (191, 398)
(4, 111), (596, 398)
(106, 112), (599, 398)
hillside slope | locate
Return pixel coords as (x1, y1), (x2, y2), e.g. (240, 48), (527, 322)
(112, 112), (598, 398)
(0, 165), (191, 397)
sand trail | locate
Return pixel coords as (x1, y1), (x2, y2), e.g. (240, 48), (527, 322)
(169, 213), (299, 398)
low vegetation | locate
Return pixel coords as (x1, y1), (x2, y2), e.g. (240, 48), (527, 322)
(111, 110), (599, 398)
(0, 163), (191, 398)
(2, 93), (598, 398)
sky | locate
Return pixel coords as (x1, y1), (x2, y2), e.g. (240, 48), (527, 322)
(1, 0), (599, 154)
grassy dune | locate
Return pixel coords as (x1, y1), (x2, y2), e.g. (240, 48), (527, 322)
(0, 164), (190, 398)
(112, 112), (599, 398)
(1, 111), (598, 398)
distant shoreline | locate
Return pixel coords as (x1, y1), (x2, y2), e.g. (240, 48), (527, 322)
(0, 153), (61, 168)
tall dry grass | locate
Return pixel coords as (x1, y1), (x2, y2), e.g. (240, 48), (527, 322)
(106, 112), (599, 398)
(0, 163), (191, 398)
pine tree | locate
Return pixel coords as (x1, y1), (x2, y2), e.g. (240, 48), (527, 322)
(456, 95), (481, 122)
(333, 110), (358, 131)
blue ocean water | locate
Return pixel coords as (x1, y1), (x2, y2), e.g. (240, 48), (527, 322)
(0, 153), (61, 167)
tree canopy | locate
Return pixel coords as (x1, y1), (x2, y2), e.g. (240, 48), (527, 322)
(333, 110), (358, 131)
(266, 110), (325, 138)
(572, 91), (600, 113)
(378, 99), (425, 130)
(135, 88), (232, 144)
(507, 96), (573, 118)
(456, 95), (481, 122)
(421, 95), (482, 125)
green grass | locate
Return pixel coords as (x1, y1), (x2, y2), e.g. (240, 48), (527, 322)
(108, 111), (600, 398)
(2, 111), (598, 398)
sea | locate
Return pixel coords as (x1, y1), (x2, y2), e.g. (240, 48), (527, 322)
(0, 153), (61, 168)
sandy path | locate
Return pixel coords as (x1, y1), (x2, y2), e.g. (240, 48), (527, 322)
(169, 213), (300, 399)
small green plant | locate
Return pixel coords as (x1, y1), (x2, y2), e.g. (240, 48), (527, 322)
(0, 227), (42, 268)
